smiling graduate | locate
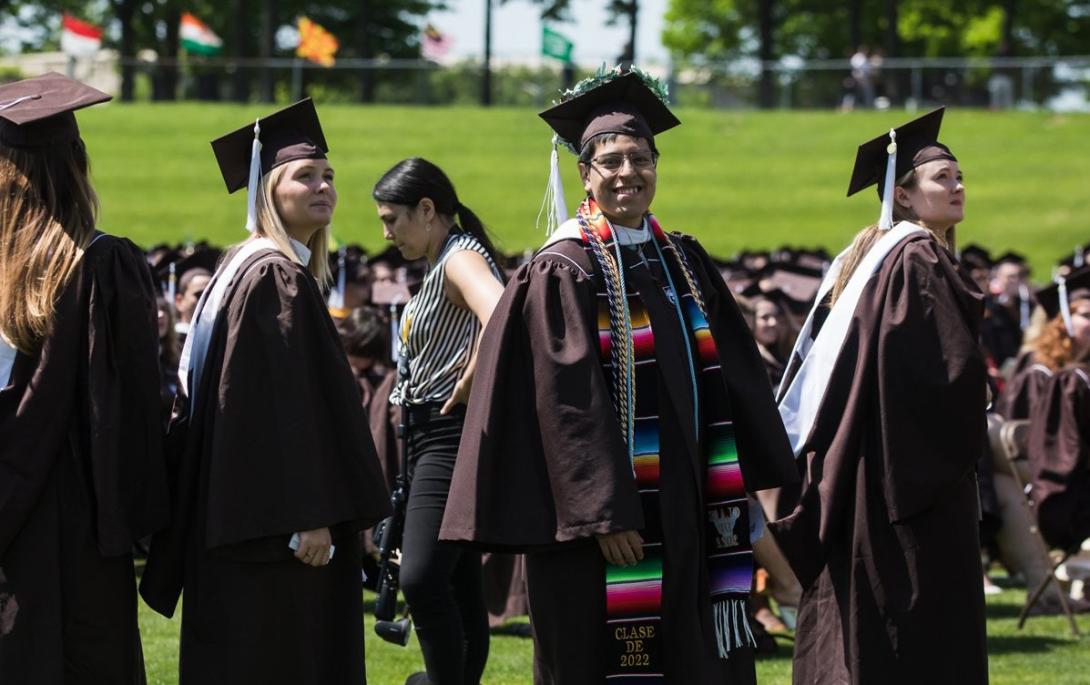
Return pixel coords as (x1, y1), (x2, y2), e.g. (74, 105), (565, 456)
(440, 65), (798, 685)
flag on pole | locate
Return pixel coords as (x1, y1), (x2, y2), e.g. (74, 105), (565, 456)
(180, 13), (223, 56)
(421, 24), (452, 63)
(61, 14), (102, 57)
(296, 17), (339, 67)
(542, 25), (573, 64)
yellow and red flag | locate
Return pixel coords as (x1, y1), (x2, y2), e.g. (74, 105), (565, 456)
(296, 17), (338, 67)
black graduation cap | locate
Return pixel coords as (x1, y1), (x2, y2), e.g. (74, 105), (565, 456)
(847, 108), (957, 198)
(1058, 246), (1090, 270)
(741, 284), (810, 317)
(753, 262), (824, 305)
(210, 98), (328, 194)
(959, 244), (992, 270)
(1036, 268), (1090, 319)
(0, 72), (110, 148)
(993, 250), (1027, 267)
(153, 248), (220, 286)
(539, 69), (680, 152)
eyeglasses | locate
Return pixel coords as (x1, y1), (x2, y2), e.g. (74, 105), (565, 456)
(586, 152), (658, 174)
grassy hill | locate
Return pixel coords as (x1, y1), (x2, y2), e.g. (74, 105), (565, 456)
(79, 104), (1089, 280)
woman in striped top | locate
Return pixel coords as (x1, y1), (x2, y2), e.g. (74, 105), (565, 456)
(373, 158), (504, 685)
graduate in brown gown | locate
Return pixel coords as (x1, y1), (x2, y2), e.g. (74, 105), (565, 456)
(440, 66), (798, 685)
(998, 348), (1054, 420)
(1027, 270), (1090, 551)
(769, 109), (989, 684)
(0, 74), (168, 684)
(140, 100), (390, 685)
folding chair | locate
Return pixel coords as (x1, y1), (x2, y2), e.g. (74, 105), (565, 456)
(989, 417), (1081, 636)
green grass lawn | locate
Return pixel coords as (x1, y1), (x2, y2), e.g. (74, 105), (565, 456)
(138, 583), (1090, 684)
(78, 105), (1089, 280)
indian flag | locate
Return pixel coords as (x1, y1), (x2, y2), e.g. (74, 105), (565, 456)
(61, 14), (102, 57)
(180, 13), (222, 56)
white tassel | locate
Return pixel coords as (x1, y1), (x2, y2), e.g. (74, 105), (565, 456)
(713, 602), (730, 658)
(1059, 277), (1075, 337)
(1075, 246), (1085, 269)
(732, 600), (742, 648)
(1019, 283), (1031, 330)
(536, 141), (568, 235)
(166, 262), (177, 310)
(712, 599), (756, 659)
(327, 246), (346, 310)
(245, 118), (263, 233)
(878, 128), (897, 230)
(741, 604), (756, 647)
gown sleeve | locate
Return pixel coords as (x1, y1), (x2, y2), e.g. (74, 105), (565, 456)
(81, 236), (170, 555)
(441, 245), (644, 550)
(877, 239), (988, 523)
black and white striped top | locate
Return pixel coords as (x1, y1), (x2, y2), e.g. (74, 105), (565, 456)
(390, 231), (502, 406)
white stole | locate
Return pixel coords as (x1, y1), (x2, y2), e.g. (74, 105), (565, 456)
(178, 237), (276, 403)
(777, 222), (925, 456)
(0, 335), (15, 388)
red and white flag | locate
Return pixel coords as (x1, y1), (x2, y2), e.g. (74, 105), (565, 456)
(61, 14), (103, 57)
(421, 24), (452, 63)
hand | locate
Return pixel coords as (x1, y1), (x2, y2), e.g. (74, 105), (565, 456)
(440, 375), (472, 415)
(596, 530), (644, 567)
(293, 527), (332, 567)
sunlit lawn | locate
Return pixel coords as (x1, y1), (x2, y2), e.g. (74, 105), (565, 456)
(138, 579), (1090, 684)
(80, 105), (1090, 280)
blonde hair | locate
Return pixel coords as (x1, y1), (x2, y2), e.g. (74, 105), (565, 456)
(251, 164), (331, 287)
(829, 168), (954, 306)
(0, 140), (98, 353)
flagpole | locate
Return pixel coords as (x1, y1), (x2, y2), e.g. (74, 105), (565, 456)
(481, 0), (493, 107)
(292, 57), (304, 100)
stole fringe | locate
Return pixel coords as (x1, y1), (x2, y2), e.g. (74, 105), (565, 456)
(713, 599), (755, 659)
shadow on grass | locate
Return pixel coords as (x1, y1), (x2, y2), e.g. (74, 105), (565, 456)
(986, 602), (1028, 620)
(987, 634), (1079, 655)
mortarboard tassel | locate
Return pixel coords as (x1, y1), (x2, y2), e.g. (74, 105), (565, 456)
(1075, 246), (1085, 269)
(536, 139), (569, 236)
(1059, 276), (1075, 337)
(245, 118), (262, 233)
(166, 261), (177, 312)
(878, 129), (897, 230)
(327, 246), (347, 311)
(1019, 283), (1031, 330)
(0, 94), (39, 112)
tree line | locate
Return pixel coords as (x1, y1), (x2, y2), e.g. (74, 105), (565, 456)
(2, 1), (1085, 106)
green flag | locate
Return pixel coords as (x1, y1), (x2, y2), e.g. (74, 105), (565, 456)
(542, 25), (573, 64)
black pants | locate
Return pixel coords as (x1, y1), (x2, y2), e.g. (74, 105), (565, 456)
(400, 406), (489, 685)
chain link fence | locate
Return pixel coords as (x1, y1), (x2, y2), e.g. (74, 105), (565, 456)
(4, 51), (1089, 111)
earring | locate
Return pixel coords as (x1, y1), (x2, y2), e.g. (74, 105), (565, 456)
(425, 221), (433, 233)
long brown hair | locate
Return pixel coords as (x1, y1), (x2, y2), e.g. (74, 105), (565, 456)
(0, 139), (98, 353)
(829, 168), (955, 306)
(1034, 313), (1090, 372)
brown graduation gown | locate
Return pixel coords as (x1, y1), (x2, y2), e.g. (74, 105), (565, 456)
(1028, 364), (1090, 550)
(441, 234), (797, 685)
(997, 350), (1052, 420)
(0, 235), (168, 684)
(140, 248), (390, 685)
(767, 234), (989, 685)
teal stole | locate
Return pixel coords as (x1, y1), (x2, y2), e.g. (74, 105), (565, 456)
(576, 199), (755, 682)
